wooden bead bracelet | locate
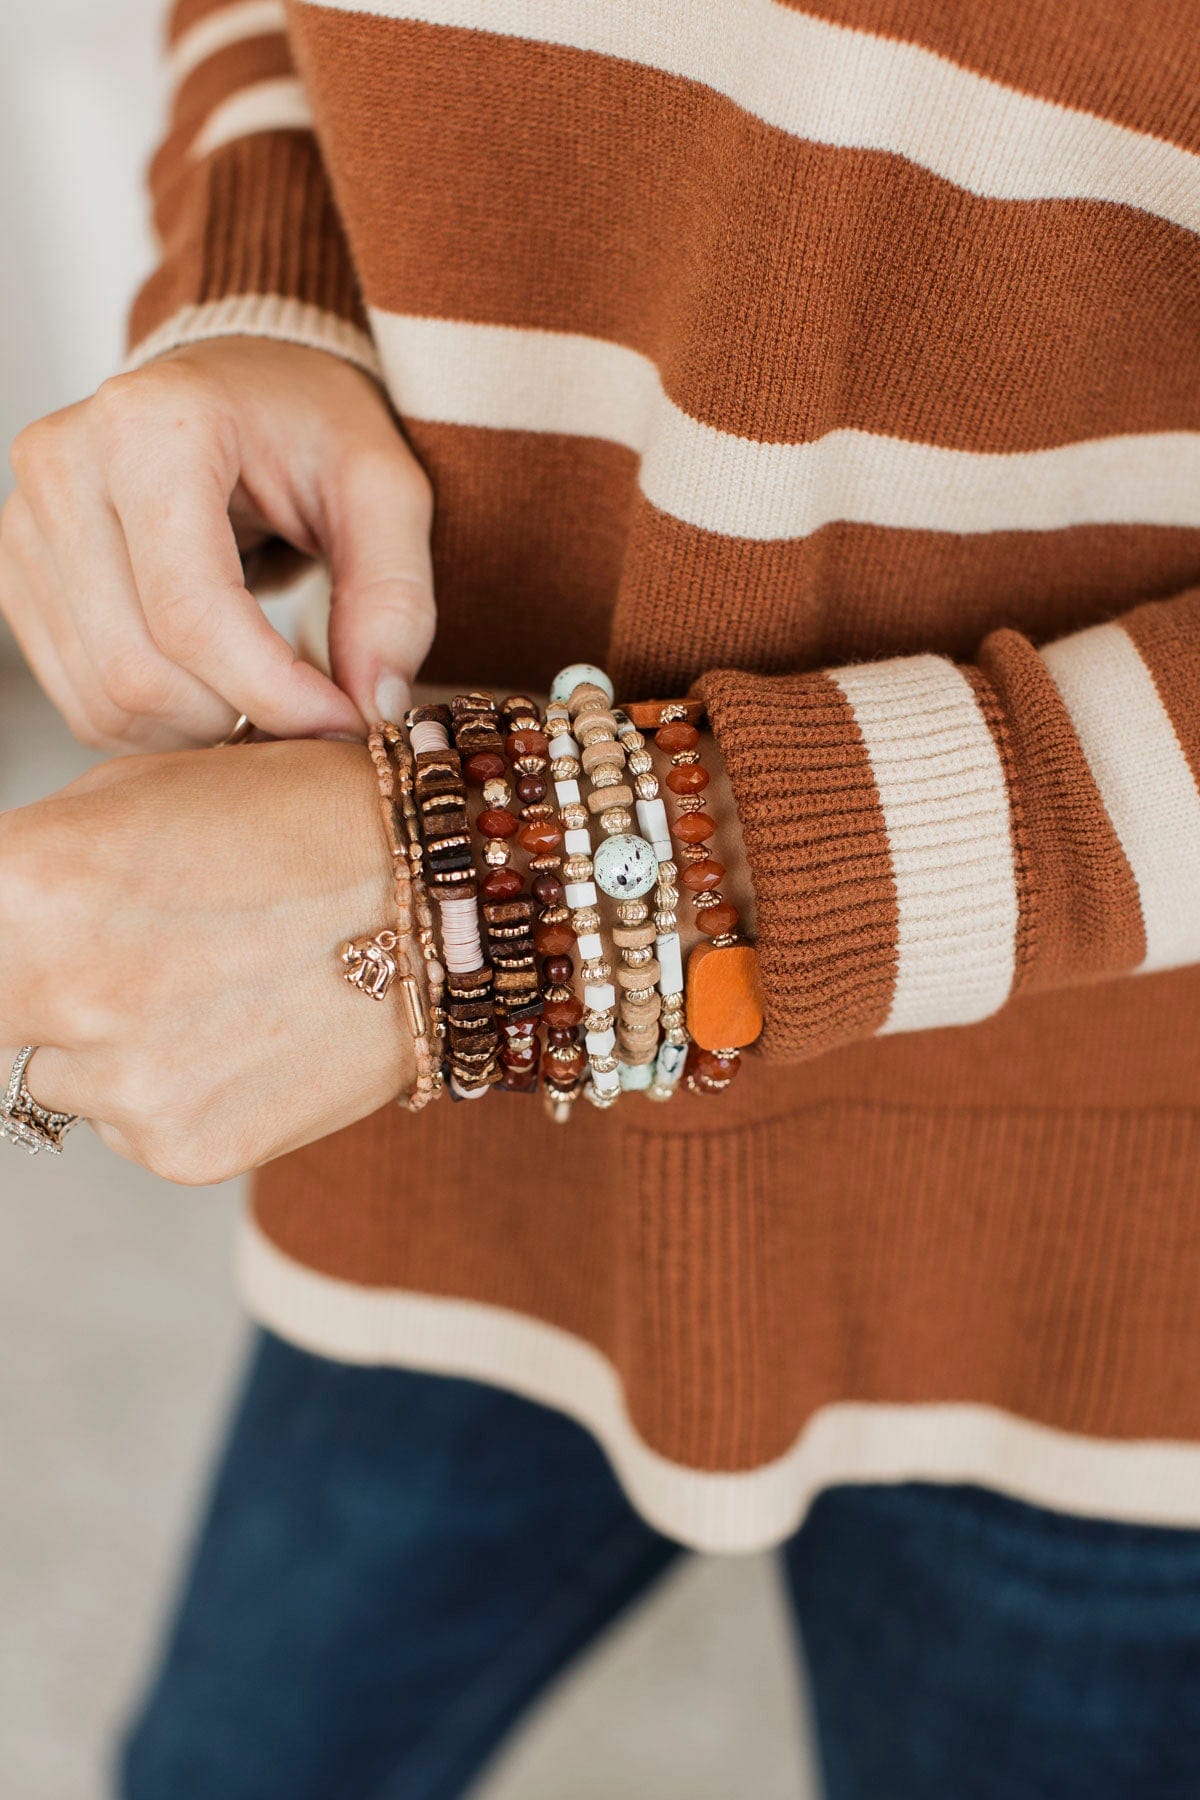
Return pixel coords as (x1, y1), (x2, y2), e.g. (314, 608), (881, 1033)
(409, 704), (501, 1098)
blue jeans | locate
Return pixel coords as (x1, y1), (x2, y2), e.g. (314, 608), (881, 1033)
(119, 1332), (1200, 1799)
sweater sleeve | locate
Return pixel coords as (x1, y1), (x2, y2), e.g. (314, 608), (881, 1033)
(126, 0), (379, 378)
(696, 589), (1200, 1062)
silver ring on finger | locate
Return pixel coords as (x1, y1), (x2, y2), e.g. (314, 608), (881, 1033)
(1, 1046), (79, 1157)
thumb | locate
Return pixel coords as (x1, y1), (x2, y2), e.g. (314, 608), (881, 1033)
(323, 440), (437, 723)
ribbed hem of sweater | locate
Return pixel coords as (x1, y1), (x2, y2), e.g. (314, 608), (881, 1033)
(127, 131), (377, 376)
(697, 656), (1021, 1061)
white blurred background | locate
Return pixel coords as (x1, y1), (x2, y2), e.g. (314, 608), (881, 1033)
(0, 4), (816, 1794)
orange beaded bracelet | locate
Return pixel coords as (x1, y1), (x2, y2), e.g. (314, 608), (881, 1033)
(652, 710), (764, 1094)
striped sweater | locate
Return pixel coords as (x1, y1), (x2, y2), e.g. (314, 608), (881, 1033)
(134, 0), (1200, 1549)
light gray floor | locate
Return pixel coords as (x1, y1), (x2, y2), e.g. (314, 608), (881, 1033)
(0, 645), (817, 1800)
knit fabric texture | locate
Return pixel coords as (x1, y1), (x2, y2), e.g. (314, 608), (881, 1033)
(129, 0), (1200, 1548)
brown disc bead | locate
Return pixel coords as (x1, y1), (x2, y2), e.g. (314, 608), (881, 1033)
(517, 774), (548, 803)
(657, 720), (700, 755)
(697, 902), (741, 937)
(478, 808), (520, 839)
(542, 955), (575, 985)
(546, 1024), (579, 1046)
(534, 919), (576, 956)
(543, 995), (584, 1030)
(518, 819), (563, 856)
(681, 858), (725, 892)
(666, 763), (710, 794)
(482, 865), (525, 899)
(672, 811), (717, 844)
(505, 729), (550, 761)
(533, 873), (565, 906)
(464, 750), (507, 785)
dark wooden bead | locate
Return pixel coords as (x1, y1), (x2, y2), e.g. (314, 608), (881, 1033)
(533, 873), (564, 905)
(666, 763), (710, 794)
(546, 1024), (578, 1046)
(542, 954), (574, 985)
(657, 721), (700, 754)
(482, 896), (536, 924)
(478, 808), (520, 839)
(516, 774), (548, 803)
(444, 965), (493, 996)
(482, 866), (524, 899)
(464, 750), (507, 785)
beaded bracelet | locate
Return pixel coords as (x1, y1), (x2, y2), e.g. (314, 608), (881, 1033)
(383, 721), (446, 1094)
(654, 711), (758, 1095)
(553, 666), (662, 1104)
(545, 674), (618, 1106)
(451, 693), (541, 1095)
(613, 710), (687, 1100)
(409, 704), (501, 1097)
(572, 684), (662, 1092)
(338, 726), (441, 1111)
(499, 695), (589, 1116)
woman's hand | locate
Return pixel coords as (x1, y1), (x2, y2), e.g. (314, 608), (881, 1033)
(0, 338), (435, 751)
(0, 741), (413, 1184)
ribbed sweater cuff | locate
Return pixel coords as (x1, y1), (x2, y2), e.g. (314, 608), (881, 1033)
(696, 657), (1022, 1062)
(127, 132), (380, 380)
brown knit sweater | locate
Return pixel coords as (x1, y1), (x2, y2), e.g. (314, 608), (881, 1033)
(131, 0), (1200, 1548)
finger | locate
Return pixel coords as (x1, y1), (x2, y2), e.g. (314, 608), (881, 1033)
(41, 480), (240, 749)
(108, 432), (363, 741)
(324, 445), (436, 724)
(0, 1045), (101, 1124)
(0, 496), (137, 752)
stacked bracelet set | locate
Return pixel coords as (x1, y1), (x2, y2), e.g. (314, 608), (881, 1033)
(340, 665), (763, 1118)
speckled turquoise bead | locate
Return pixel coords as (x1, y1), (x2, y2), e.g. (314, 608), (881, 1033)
(550, 663), (615, 707)
(593, 833), (658, 900)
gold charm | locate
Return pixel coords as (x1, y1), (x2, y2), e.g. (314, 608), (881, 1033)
(341, 931), (399, 1001)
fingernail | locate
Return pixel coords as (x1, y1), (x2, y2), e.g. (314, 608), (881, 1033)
(319, 731), (364, 743)
(374, 673), (412, 723)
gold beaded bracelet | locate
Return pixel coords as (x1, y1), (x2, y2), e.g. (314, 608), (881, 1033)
(338, 726), (442, 1112)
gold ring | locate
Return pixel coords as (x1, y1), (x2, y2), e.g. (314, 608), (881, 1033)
(217, 714), (254, 747)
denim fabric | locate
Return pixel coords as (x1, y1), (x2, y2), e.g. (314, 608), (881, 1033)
(786, 1483), (1200, 1800)
(119, 1333), (1200, 1799)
